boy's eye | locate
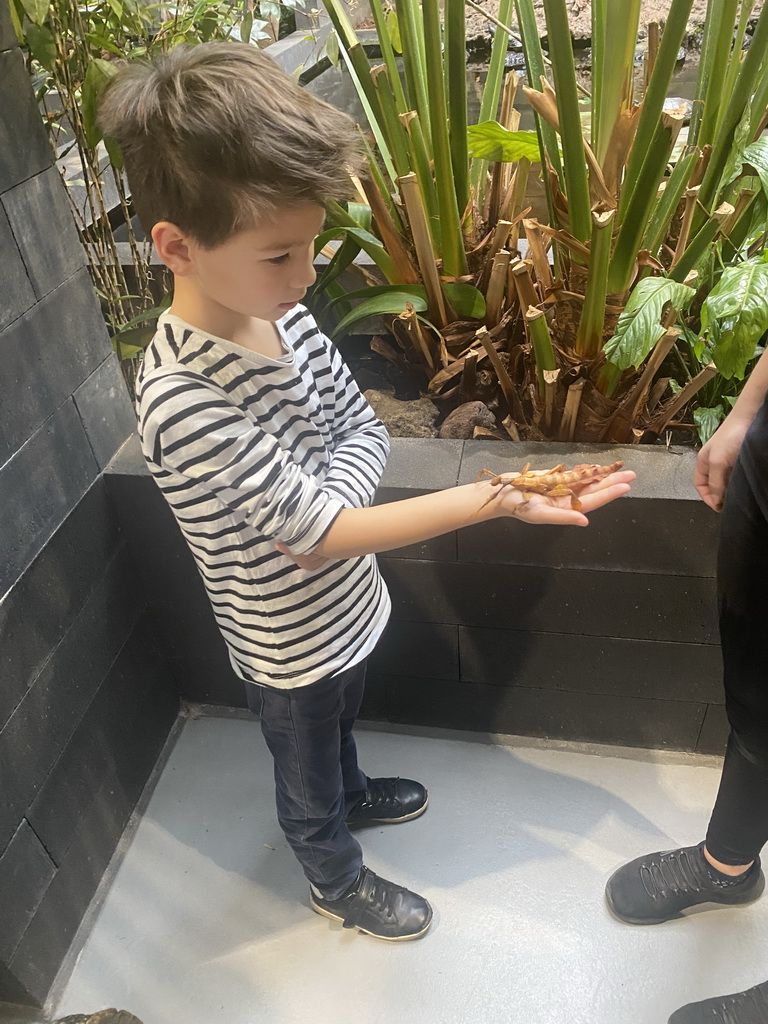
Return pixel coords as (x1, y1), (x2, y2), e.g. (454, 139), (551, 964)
(268, 254), (290, 265)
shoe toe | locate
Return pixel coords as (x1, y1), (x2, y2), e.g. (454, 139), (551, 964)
(395, 888), (433, 935)
(605, 858), (654, 922)
(397, 778), (428, 813)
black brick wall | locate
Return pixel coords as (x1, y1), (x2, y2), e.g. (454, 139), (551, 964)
(0, 20), (179, 1008)
(106, 431), (729, 757)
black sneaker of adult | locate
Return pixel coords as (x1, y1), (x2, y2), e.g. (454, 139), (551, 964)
(310, 866), (433, 941)
(668, 979), (768, 1024)
(605, 842), (764, 925)
(345, 777), (428, 827)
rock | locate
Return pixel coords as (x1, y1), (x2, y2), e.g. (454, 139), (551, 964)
(438, 401), (497, 439)
(363, 389), (439, 437)
(55, 1013), (143, 1024)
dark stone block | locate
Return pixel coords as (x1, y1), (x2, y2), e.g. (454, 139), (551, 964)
(0, 547), (145, 855)
(369, 620), (459, 680)
(0, 205), (34, 330)
(374, 487), (457, 560)
(0, 52), (51, 192)
(73, 357), (137, 470)
(2, 167), (86, 300)
(26, 603), (179, 867)
(0, 480), (123, 732)
(9, 615), (178, 1004)
(378, 559), (719, 644)
(0, 400), (99, 597)
(0, 823), (55, 963)
(0, 271), (111, 467)
(0, 0), (16, 51)
(697, 704), (730, 756)
(0, 964), (37, 1007)
(366, 674), (707, 750)
(381, 438), (464, 490)
(458, 439), (701, 500)
(103, 455), (244, 704)
(457, 496), (718, 577)
(459, 626), (724, 703)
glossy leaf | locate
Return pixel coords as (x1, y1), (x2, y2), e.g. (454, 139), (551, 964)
(693, 405), (724, 445)
(702, 256), (768, 379)
(604, 277), (696, 370)
(466, 121), (541, 163)
(81, 58), (117, 149)
(25, 21), (56, 70)
(330, 282), (486, 337)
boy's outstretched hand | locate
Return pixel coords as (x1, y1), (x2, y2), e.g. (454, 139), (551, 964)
(489, 465), (636, 527)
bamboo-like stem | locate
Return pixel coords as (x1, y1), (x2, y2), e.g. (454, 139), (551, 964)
(646, 362), (719, 437)
(400, 111), (442, 251)
(594, 0), (642, 166)
(478, 326), (518, 411)
(525, 306), (557, 395)
(367, 0), (408, 112)
(540, 0), (592, 241)
(445, 0), (469, 216)
(670, 186), (701, 268)
(359, 176), (420, 284)
(506, 157), (532, 250)
(394, 0), (432, 152)
(486, 249), (512, 324)
(576, 209), (615, 359)
(471, 0), (514, 200)
(360, 129), (403, 231)
(523, 219), (555, 295)
(591, 0), (606, 154)
(396, 303), (437, 373)
(642, 149), (699, 255)
(559, 379), (585, 441)
(510, 259), (540, 312)
(422, 0), (467, 278)
(645, 23), (660, 90)
(399, 172), (448, 326)
(697, 0), (740, 148)
(715, 1), (755, 140)
(604, 327), (680, 441)
(670, 202), (733, 282)
(371, 66), (412, 178)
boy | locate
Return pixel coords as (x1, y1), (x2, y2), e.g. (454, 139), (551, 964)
(98, 41), (633, 942)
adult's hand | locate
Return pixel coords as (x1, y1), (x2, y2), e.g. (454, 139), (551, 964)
(695, 416), (751, 512)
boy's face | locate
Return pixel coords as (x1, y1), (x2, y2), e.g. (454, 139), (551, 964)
(162, 202), (327, 323)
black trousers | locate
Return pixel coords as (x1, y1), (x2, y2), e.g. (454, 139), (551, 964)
(705, 396), (768, 865)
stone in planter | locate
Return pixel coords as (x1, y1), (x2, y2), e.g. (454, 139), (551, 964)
(438, 401), (497, 440)
(363, 389), (439, 438)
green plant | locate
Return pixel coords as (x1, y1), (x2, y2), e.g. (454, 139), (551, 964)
(10, 0), (304, 393)
(315, 0), (768, 444)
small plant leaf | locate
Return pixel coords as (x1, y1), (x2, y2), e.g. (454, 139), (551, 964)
(701, 255), (768, 379)
(25, 21), (56, 70)
(325, 30), (340, 66)
(331, 291), (429, 338)
(81, 58), (117, 149)
(466, 121), (541, 163)
(693, 405), (724, 445)
(604, 277), (696, 371)
(19, 0), (49, 26)
(386, 8), (402, 53)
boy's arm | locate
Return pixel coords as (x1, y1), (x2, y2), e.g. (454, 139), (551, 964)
(316, 333), (390, 508)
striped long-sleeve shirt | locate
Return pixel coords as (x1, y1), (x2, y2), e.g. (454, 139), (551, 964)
(136, 307), (392, 689)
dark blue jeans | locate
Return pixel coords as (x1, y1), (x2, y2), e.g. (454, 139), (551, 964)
(246, 660), (368, 899)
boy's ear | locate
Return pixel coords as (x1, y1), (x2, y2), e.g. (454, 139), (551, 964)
(152, 221), (195, 275)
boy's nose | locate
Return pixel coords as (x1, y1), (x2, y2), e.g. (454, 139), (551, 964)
(296, 256), (317, 289)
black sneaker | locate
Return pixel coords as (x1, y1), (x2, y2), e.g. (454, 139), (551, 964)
(310, 866), (433, 941)
(345, 777), (428, 827)
(605, 842), (764, 924)
(669, 979), (768, 1023)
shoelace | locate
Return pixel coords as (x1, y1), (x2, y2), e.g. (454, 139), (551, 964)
(364, 874), (400, 919)
(640, 847), (707, 900)
(362, 777), (400, 810)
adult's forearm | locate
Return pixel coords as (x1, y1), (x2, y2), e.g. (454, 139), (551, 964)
(729, 348), (768, 424)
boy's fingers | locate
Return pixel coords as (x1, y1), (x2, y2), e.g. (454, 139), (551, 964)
(577, 470), (636, 495)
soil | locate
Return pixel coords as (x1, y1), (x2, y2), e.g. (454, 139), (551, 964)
(464, 0), (765, 44)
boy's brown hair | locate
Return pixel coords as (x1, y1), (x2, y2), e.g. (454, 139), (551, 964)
(98, 41), (364, 247)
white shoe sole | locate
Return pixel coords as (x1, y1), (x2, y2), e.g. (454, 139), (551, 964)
(346, 793), (430, 827)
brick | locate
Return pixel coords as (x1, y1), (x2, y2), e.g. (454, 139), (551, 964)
(9, 614), (178, 1004)
(459, 626), (723, 703)
(378, 558), (719, 644)
(0, 479), (123, 732)
(0, 547), (145, 855)
(0, 400), (99, 596)
(73, 356), (137, 470)
(366, 674), (707, 750)
(0, 204), (34, 330)
(0, 271), (111, 467)
(2, 166), (85, 300)
(0, 51), (50, 192)
(0, 822), (55, 963)
(369, 620), (459, 680)
(380, 438), (464, 490)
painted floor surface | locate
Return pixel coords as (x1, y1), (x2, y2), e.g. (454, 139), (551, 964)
(55, 717), (768, 1024)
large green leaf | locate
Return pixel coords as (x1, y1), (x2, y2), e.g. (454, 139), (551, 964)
(702, 255), (768, 379)
(741, 137), (768, 200)
(81, 58), (117, 149)
(604, 277), (696, 371)
(25, 21), (55, 70)
(466, 121), (541, 163)
(314, 225), (397, 283)
(330, 282), (486, 338)
(19, 0), (49, 25)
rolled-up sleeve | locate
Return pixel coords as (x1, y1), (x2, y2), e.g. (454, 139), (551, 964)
(142, 375), (344, 554)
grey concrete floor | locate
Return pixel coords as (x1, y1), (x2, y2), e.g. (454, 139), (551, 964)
(55, 717), (768, 1024)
